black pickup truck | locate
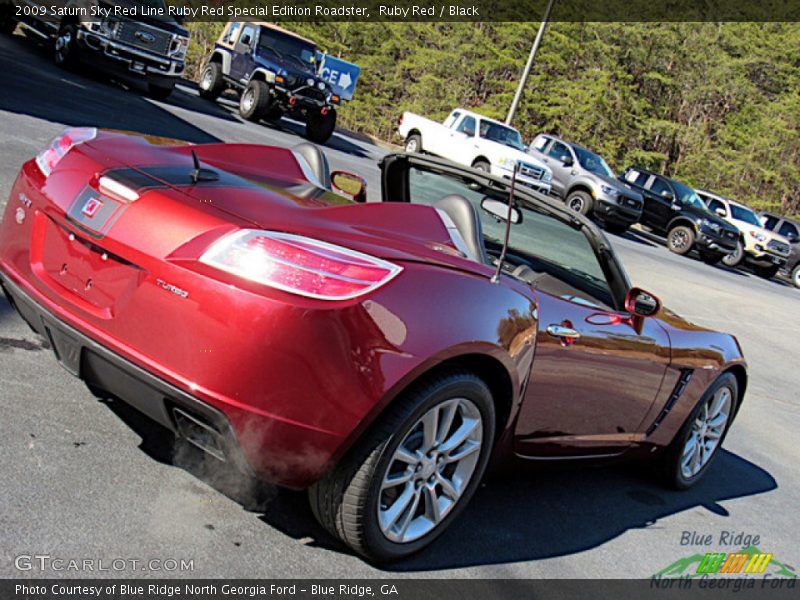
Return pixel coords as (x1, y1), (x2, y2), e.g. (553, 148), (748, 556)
(1, 0), (189, 99)
(621, 167), (740, 264)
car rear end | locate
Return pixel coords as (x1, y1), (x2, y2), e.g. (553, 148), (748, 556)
(0, 129), (469, 489)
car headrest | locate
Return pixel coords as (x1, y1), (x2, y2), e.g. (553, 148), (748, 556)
(291, 143), (332, 189)
(432, 194), (489, 264)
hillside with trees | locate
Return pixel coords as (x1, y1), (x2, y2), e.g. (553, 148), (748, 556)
(186, 22), (800, 217)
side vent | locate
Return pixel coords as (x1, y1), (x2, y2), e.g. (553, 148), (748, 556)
(646, 369), (694, 435)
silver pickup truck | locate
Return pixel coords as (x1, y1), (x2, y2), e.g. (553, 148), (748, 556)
(529, 133), (643, 234)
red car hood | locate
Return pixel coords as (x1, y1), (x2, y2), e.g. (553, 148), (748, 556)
(79, 132), (475, 271)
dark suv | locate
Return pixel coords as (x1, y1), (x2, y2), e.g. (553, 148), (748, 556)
(759, 212), (800, 288)
(529, 134), (643, 234)
(199, 21), (339, 143)
(621, 167), (739, 263)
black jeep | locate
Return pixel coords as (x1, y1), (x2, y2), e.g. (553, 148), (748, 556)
(621, 167), (739, 263)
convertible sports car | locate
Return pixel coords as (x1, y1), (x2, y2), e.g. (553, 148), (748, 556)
(0, 129), (747, 561)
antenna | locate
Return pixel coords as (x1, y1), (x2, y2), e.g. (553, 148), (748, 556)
(491, 163), (519, 284)
(190, 150), (219, 184)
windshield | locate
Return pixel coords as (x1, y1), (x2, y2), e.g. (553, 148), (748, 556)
(729, 204), (762, 226)
(259, 28), (317, 72)
(673, 181), (709, 211)
(479, 121), (525, 152)
(573, 146), (615, 178)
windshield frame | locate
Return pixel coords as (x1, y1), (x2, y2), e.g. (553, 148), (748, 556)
(672, 180), (708, 211)
(478, 120), (526, 152)
(573, 146), (615, 178)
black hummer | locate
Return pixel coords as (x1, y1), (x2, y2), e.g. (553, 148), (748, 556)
(1, 0), (189, 99)
(621, 167), (740, 264)
(199, 22), (341, 144)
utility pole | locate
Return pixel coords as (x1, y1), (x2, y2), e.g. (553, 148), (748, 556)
(505, 0), (556, 125)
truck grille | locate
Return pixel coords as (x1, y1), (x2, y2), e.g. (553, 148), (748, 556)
(519, 162), (545, 181)
(296, 87), (326, 102)
(767, 239), (790, 256)
(722, 229), (738, 241)
(115, 21), (172, 56)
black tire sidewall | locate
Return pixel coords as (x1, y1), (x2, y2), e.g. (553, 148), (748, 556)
(405, 134), (422, 153)
(360, 374), (496, 561)
(566, 191), (593, 216)
(667, 225), (695, 255)
(54, 23), (77, 68)
(240, 80), (270, 121)
(199, 63), (223, 98)
(306, 111), (337, 143)
(663, 372), (738, 490)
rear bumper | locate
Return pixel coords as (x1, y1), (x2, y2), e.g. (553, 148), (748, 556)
(0, 267), (346, 489)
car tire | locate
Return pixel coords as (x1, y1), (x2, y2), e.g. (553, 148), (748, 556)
(566, 191), (593, 216)
(753, 264), (779, 279)
(308, 370), (496, 562)
(198, 62), (224, 100)
(53, 23), (79, 69)
(660, 372), (738, 490)
(405, 134), (422, 153)
(721, 241), (744, 267)
(667, 225), (695, 255)
(305, 110), (337, 144)
(147, 82), (174, 101)
(699, 250), (725, 265)
(603, 222), (629, 235)
(792, 264), (800, 289)
(472, 160), (490, 173)
(239, 80), (271, 122)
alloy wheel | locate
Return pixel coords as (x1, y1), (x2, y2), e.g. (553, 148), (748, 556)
(241, 89), (254, 112)
(54, 30), (72, 64)
(722, 242), (743, 267)
(568, 196), (585, 212)
(201, 68), (214, 90)
(670, 229), (690, 250)
(680, 385), (732, 479)
(377, 398), (483, 543)
(405, 138), (418, 152)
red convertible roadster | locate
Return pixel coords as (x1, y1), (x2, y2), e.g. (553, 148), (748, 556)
(0, 129), (746, 560)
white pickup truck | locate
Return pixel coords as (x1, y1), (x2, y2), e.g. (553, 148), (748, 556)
(398, 108), (552, 194)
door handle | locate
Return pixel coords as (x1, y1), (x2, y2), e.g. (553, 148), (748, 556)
(547, 324), (581, 340)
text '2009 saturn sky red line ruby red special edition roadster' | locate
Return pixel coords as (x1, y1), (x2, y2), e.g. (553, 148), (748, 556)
(0, 128), (747, 560)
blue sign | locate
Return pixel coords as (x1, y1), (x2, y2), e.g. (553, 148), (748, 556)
(318, 55), (361, 101)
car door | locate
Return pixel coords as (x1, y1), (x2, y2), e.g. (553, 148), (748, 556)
(447, 115), (477, 166)
(540, 140), (573, 197)
(230, 24), (258, 82)
(641, 175), (677, 232)
(380, 154), (671, 458)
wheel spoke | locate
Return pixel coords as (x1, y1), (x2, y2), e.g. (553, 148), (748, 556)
(396, 490), (421, 539)
(439, 418), (480, 456)
(421, 408), (439, 452)
(436, 474), (461, 501)
(380, 483), (416, 532)
(423, 485), (442, 524)
(382, 468), (413, 490)
(443, 439), (480, 463)
(436, 401), (457, 446)
(394, 445), (420, 465)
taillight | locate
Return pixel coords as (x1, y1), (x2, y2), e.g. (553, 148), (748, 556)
(35, 127), (97, 177)
(199, 230), (402, 301)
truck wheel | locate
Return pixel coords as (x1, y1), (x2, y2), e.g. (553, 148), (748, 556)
(53, 23), (78, 69)
(667, 225), (695, 255)
(305, 110), (337, 144)
(198, 62), (224, 100)
(721, 241), (744, 267)
(699, 250), (725, 265)
(472, 160), (490, 173)
(753, 264), (779, 279)
(566, 190), (593, 216)
(239, 80), (271, 122)
(147, 82), (175, 101)
(308, 370), (495, 561)
(792, 264), (800, 288)
(405, 134), (422, 153)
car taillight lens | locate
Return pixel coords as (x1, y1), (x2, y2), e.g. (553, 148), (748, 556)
(199, 230), (402, 301)
(35, 127), (97, 177)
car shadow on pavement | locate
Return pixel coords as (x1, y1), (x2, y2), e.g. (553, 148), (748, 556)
(95, 391), (778, 569)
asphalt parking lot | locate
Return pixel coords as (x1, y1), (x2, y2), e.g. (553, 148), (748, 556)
(0, 32), (798, 579)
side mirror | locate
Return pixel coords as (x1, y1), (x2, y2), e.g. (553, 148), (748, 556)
(715, 207), (727, 217)
(331, 171), (367, 203)
(787, 232), (799, 243)
(481, 198), (521, 224)
(625, 287), (661, 318)
(560, 155), (573, 166)
(660, 190), (674, 201)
